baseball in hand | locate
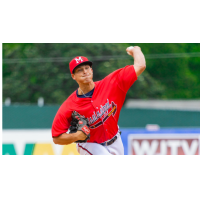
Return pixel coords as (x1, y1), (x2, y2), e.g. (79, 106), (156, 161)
(126, 46), (135, 56)
(126, 46), (141, 56)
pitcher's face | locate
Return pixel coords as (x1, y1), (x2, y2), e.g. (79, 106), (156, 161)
(71, 64), (93, 84)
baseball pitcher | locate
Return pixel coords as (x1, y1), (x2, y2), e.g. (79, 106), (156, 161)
(51, 46), (146, 155)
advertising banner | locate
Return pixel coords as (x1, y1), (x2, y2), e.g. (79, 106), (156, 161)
(128, 134), (200, 155)
(120, 128), (200, 155)
(3, 128), (200, 155)
(2, 129), (79, 155)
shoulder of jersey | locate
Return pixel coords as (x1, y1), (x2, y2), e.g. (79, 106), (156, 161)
(59, 91), (76, 107)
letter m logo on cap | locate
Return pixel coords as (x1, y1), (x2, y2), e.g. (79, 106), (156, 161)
(69, 56), (93, 74)
(75, 57), (83, 64)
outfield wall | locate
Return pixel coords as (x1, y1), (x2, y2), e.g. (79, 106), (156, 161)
(3, 105), (200, 128)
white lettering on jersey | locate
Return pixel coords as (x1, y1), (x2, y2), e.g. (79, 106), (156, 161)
(87, 99), (112, 125)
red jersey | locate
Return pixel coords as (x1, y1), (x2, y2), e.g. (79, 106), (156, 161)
(51, 65), (137, 143)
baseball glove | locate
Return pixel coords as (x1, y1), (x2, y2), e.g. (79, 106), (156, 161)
(68, 111), (90, 143)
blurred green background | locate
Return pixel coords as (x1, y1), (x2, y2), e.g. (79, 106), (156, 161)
(3, 43), (200, 105)
(2, 43), (200, 129)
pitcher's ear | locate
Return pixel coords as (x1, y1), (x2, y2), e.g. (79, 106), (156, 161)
(71, 74), (76, 80)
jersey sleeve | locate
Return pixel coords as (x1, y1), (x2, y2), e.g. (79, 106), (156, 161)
(51, 106), (72, 137)
(117, 65), (137, 93)
(103, 65), (137, 93)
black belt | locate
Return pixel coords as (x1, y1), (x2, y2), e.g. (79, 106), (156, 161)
(100, 135), (118, 146)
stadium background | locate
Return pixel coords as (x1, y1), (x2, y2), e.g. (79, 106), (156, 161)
(2, 43), (200, 155)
